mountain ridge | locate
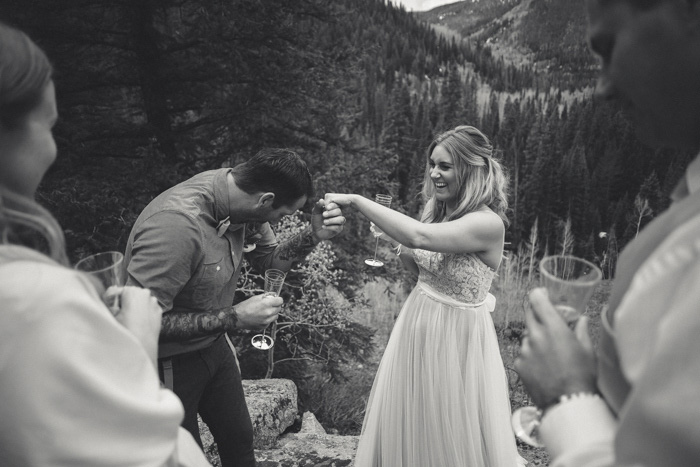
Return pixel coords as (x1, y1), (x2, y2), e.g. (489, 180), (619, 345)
(416, 0), (596, 85)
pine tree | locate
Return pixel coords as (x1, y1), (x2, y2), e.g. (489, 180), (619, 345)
(481, 91), (500, 140)
(559, 135), (592, 248)
(381, 80), (414, 205)
(516, 111), (544, 237)
(496, 97), (520, 159)
(441, 62), (464, 129)
(461, 77), (479, 125)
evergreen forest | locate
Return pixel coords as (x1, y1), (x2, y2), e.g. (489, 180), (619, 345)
(4, 0), (693, 271)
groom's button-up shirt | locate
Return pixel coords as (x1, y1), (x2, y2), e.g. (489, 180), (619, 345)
(124, 169), (278, 358)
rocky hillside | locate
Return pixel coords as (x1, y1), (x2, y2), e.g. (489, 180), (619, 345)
(416, 0), (596, 82)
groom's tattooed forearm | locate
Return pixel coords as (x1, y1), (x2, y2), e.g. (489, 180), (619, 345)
(275, 225), (316, 262)
(159, 307), (238, 342)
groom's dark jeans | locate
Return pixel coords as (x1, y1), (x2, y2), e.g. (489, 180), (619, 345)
(159, 334), (255, 467)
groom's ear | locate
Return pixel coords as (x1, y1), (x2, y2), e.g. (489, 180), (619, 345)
(256, 192), (275, 208)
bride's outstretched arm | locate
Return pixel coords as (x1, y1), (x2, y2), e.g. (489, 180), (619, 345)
(323, 193), (503, 256)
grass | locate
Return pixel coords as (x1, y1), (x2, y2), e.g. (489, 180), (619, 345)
(294, 277), (408, 436)
(351, 276), (409, 351)
(310, 253), (613, 467)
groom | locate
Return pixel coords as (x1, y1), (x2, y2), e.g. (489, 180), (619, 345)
(124, 148), (346, 467)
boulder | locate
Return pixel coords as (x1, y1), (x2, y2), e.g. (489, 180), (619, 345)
(199, 379), (359, 467)
(199, 378), (298, 465)
(244, 379), (298, 449)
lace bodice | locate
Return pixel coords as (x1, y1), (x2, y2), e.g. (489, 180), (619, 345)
(413, 249), (495, 303)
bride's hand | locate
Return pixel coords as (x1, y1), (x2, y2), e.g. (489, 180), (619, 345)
(324, 193), (357, 208)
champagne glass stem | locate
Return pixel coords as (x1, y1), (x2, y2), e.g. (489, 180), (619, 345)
(371, 237), (380, 262)
(269, 321), (278, 345)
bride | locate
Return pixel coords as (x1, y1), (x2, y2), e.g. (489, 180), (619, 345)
(325, 125), (524, 466)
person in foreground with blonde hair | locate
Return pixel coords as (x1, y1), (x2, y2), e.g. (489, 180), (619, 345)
(0, 21), (210, 466)
(325, 125), (525, 466)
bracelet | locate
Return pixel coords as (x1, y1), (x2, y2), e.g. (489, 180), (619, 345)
(545, 391), (600, 415)
(393, 244), (402, 256)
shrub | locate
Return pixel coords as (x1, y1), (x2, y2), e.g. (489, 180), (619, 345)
(233, 211), (375, 383)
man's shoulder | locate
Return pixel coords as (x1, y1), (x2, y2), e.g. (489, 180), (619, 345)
(140, 170), (226, 219)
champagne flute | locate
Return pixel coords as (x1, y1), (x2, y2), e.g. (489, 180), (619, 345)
(364, 194), (393, 267)
(75, 251), (125, 316)
(251, 269), (286, 350)
(511, 255), (602, 447)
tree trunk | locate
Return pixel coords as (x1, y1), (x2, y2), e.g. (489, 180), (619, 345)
(131, 0), (177, 162)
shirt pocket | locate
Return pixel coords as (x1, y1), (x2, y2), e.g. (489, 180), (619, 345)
(192, 254), (234, 308)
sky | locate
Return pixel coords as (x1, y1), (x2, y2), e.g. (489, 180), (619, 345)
(392, 0), (460, 12)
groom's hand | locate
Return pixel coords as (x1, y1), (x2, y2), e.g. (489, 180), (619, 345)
(311, 199), (345, 240)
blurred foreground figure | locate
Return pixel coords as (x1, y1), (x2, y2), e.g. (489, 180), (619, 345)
(516, 1), (700, 466)
(0, 21), (210, 467)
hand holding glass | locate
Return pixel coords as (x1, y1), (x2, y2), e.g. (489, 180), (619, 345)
(364, 194), (392, 267)
(540, 255), (603, 323)
(511, 255), (602, 447)
(251, 269), (286, 350)
(75, 251), (125, 316)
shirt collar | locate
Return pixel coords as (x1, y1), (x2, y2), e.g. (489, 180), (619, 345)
(213, 169), (232, 222)
(212, 169), (244, 235)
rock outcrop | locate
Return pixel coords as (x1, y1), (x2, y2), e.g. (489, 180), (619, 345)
(199, 379), (358, 466)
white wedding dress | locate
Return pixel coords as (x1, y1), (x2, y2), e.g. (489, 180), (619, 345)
(353, 249), (525, 466)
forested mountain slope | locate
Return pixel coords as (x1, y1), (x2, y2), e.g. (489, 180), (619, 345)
(1, 0), (692, 275)
(417, 0), (595, 87)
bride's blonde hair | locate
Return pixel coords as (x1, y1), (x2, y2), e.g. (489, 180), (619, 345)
(0, 22), (68, 265)
(420, 125), (509, 226)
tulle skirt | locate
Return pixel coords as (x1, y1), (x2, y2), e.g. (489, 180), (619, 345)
(353, 281), (524, 467)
